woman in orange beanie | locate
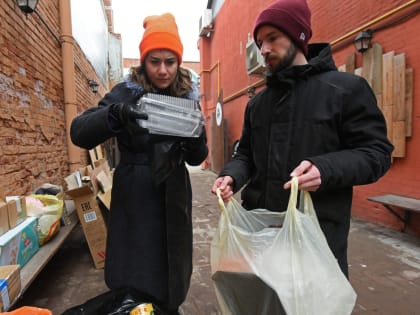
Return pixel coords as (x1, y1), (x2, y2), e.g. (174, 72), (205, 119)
(70, 12), (208, 315)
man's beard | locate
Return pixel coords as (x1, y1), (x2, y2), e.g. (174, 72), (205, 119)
(267, 43), (298, 73)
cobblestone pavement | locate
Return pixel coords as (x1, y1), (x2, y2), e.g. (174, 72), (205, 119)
(12, 168), (420, 315)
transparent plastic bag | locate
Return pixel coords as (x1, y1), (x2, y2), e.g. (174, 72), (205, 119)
(211, 178), (357, 315)
(211, 190), (287, 315)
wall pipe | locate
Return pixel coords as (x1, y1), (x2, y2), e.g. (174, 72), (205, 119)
(59, 0), (81, 172)
(200, 60), (220, 98)
(330, 0), (418, 46)
(223, 79), (265, 103)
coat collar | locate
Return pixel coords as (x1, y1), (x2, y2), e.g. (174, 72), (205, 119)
(266, 43), (337, 87)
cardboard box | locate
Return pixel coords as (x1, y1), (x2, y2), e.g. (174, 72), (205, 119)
(0, 265), (21, 311)
(0, 196), (9, 237)
(0, 217), (39, 268)
(66, 185), (107, 269)
(5, 196), (27, 229)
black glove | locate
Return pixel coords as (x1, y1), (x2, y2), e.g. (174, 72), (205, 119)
(181, 128), (205, 152)
(111, 103), (148, 135)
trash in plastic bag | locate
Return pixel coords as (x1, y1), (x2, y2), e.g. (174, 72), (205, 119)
(26, 194), (63, 246)
(212, 270), (286, 315)
(211, 177), (357, 315)
(60, 288), (167, 315)
(33, 183), (62, 196)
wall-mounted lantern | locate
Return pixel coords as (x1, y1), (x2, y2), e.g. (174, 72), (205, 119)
(16, 0), (39, 14)
(16, 0), (61, 46)
(88, 80), (99, 93)
(353, 30), (373, 53)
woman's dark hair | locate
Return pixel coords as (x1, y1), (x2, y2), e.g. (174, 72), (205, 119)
(129, 64), (193, 97)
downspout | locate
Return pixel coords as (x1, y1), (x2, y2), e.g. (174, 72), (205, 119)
(59, 0), (81, 172)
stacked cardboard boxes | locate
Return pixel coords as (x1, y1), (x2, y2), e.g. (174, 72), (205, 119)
(5, 196), (27, 229)
(0, 190), (30, 236)
(65, 157), (112, 269)
(0, 196), (9, 236)
(0, 190), (38, 269)
(0, 217), (39, 268)
(66, 184), (107, 269)
(0, 191), (36, 311)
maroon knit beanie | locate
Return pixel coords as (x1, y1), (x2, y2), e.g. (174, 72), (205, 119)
(253, 0), (312, 56)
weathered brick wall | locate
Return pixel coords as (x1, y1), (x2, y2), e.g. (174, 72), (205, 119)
(309, 0), (420, 234)
(0, 1), (66, 195)
(0, 1), (104, 195)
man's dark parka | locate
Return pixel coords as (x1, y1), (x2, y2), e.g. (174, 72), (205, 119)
(219, 43), (393, 275)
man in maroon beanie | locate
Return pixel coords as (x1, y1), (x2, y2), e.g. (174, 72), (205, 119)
(212, 0), (393, 278)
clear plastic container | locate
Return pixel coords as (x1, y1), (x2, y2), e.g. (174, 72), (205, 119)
(136, 94), (205, 137)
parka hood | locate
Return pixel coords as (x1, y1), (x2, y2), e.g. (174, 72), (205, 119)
(307, 43), (337, 72)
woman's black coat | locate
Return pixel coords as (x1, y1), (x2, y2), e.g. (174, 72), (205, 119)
(70, 79), (208, 310)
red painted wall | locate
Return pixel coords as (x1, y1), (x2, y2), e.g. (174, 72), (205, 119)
(199, 0), (420, 235)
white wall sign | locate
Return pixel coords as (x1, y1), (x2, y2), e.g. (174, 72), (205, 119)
(216, 102), (222, 126)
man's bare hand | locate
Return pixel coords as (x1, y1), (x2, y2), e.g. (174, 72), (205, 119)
(283, 160), (321, 191)
(211, 176), (234, 201)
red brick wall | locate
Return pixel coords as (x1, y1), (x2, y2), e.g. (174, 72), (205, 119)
(0, 1), (65, 195)
(311, 0), (420, 235)
(199, 0), (420, 234)
(0, 1), (103, 195)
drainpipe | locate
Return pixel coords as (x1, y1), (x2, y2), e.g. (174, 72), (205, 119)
(59, 0), (81, 172)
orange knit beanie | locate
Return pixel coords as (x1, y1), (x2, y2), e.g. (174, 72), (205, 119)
(139, 13), (183, 64)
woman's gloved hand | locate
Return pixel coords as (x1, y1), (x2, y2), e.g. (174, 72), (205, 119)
(181, 137), (202, 152)
(111, 103), (148, 135)
(181, 127), (206, 152)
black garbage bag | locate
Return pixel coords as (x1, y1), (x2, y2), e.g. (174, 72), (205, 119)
(61, 288), (167, 315)
(212, 271), (286, 315)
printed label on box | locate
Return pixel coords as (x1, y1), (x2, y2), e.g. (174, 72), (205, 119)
(84, 211), (98, 223)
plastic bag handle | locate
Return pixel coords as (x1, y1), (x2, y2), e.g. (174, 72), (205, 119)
(287, 177), (317, 214)
(287, 177), (300, 211)
(301, 188), (316, 216)
(216, 188), (227, 213)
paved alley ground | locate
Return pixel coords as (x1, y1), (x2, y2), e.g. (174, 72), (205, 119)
(12, 168), (420, 314)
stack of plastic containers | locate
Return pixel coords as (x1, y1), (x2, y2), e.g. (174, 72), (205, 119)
(136, 93), (205, 138)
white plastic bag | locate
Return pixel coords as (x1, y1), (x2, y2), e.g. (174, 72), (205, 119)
(211, 177), (357, 315)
